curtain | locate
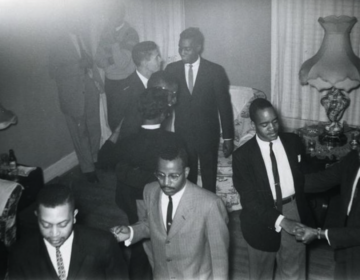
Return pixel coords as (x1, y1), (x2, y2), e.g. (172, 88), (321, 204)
(125, 0), (185, 67)
(271, 0), (360, 130)
(88, 0), (185, 72)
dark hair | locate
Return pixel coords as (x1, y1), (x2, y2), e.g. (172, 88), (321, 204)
(158, 142), (188, 168)
(138, 87), (170, 120)
(36, 184), (75, 212)
(132, 41), (158, 67)
(180, 27), (204, 47)
(148, 71), (178, 89)
(249, 98), (274, 122)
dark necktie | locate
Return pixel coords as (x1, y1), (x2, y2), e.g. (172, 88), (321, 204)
(56, 246), (66, 280)
(269, 142), (283, 212)
(188, 64), (193, 94)
(166, 196), (173, 234)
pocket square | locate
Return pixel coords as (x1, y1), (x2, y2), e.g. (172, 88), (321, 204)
(298, 154), (301, 162)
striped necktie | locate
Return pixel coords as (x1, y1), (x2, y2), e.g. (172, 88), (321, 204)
(56, 246), (66, 280)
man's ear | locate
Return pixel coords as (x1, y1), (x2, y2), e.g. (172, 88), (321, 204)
(34, 210), (38, 217)
(73, 209), (79, 223)
(184, 167), (190, 178)
(250, 121), (255, 130)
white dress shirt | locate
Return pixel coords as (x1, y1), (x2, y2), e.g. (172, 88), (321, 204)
(256, 135), (296, 231)
(136, 70), (148, 88)
(184, 56), (200, 89)
(44, 232), (74, 278)
(160, 184), (187, 227)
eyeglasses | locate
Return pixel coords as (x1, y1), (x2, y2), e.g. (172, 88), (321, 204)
(154, 171), (183, 182)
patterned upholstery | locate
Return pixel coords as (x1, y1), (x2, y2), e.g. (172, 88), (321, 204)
(0, 184), (23, 247)
(198, 86), (266, 212)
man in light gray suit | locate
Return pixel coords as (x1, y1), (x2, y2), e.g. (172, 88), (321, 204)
(112, 143), (229, 280)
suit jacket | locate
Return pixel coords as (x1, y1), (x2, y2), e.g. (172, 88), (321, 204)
(305, 150), (360, 277)
(232, 133), (314, 252)
(132, 180), (229, 280)
(165, 58), (234, 152)
(48, 32), (103, 118)
(8, 226), (129, 280)
(115, 71), (145, 138)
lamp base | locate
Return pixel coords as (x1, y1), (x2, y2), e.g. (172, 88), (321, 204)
(318, 132), (347, 148)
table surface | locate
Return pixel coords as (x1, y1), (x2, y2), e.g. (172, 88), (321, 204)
(295, 122), (360, 160)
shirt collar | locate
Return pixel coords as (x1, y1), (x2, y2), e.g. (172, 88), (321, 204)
(115, 22), (125, 32)
(185, 56), (200, 67)
(256, 134), (280, 149)
(136, 70), (148, 88)
(141, 124), (161, 129)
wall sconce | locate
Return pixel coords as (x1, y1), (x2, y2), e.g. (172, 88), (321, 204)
(299, 15), (360, 147)
(0, 103), (17, 130)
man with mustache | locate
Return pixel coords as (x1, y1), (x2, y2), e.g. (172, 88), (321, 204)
(112, 143), (229, 280)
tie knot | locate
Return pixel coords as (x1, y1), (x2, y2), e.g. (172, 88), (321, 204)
(168, 195), (172, 202)
(189, 64), (192, 69)
(269, 142), (273, 149)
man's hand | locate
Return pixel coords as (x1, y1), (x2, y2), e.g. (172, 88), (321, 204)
(223, 140), (234, 158)
(280, 218), (305, 235)
(110, 225), (130, 242)
(295, 227), (317, 244)
(79, 52), (93, 69)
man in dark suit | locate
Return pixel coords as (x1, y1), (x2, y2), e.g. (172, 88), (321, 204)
(112, 143), (229, 280)
(232, 99), (314, 280)
(110, 41), (162, 137)
(49, 15), (103, 183)
(165, 27), (234, 193)
(295, 150), (360, 280)
(8, 184), (128, 280)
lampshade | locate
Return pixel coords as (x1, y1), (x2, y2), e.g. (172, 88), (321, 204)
(299, 15), (360, 92)
(0, 103), (17, 130)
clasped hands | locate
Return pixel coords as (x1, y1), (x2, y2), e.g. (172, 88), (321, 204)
(281, 218), (318, 244)
(110, 225), (131, 242)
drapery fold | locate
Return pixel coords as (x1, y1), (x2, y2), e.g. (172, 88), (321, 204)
(271, 0), (360, 130)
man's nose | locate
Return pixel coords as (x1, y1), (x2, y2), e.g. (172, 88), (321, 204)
(51, 226), (59, 237)
(268, 123), (274, 131)
(164, 176), (171, 185)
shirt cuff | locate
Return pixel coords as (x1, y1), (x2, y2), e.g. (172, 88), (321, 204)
(324, 229), (331, 246)
(124, 226), (134, 247)
(275, 215), (285, 232)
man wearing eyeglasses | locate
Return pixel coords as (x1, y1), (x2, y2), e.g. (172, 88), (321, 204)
(111, 144), (229, 280)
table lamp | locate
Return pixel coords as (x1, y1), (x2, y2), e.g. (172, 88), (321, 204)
(0, 103), (17, 130)
(299, 15), (360, 147)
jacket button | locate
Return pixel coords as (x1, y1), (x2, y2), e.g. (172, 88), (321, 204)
(167, 258), (172, 262)
(166, 240), (170, 244)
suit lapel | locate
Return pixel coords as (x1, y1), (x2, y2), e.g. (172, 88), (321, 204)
(167, 181), (196, 238)
(150, 186), (168, 234)
(248, 137), (271, 189)
(192, 58), (206, 95)
(67, 229), (86, 280)
(343, 156), (360, 213)
(39, 237), (60, 279)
